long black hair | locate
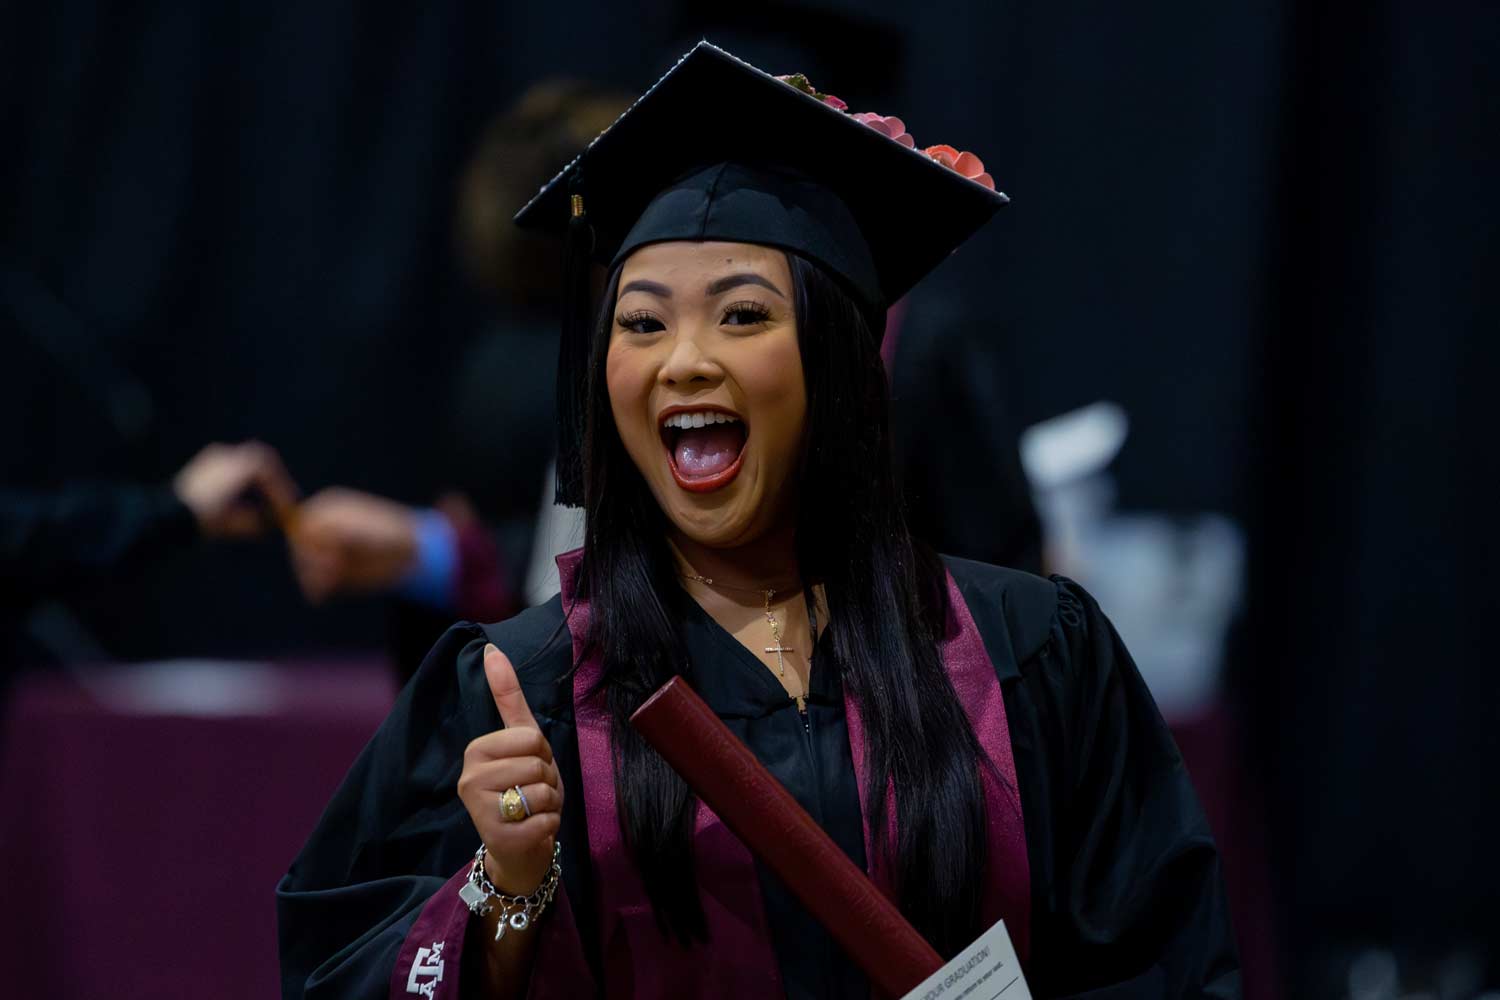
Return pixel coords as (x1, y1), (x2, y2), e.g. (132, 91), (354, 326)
(573, 250), (990, 958)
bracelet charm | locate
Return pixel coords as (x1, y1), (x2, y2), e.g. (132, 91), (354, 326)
(459, 841), (562, 941)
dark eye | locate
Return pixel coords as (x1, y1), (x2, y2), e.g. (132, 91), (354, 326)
(722, 301), (772, 327)
(617, 312), (665, 335)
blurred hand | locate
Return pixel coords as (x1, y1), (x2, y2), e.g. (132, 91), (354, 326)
(289, 487), (420, 603)
(173, 441), (299, 539)
(457, 644), (564, 894)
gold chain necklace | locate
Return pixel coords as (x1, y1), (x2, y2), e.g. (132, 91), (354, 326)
(680, 572), (813, 709)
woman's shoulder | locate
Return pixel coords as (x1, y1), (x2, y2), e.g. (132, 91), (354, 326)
(940, 554), (1062, 669)
(418, 595), (577, 723)
(939, 555), (1107, 682)
(476, 595), (571, 665)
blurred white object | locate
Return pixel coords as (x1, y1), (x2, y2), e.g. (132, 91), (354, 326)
(77, 659), (282, 716)
(1020, 400), (1129, 491)
(1082, 515), (1244, 719)
(1348, 949), (1400, 1000)
(1020, 402), (1128, 582)
(524, 459), (585, 607)
(1021, 401), (1243, 720)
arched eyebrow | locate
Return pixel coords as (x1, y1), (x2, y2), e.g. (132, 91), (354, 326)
(619, 279), (673, 299)
(706, 273), (786, 300)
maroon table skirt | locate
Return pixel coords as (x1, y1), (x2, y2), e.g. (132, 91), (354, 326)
(0, 660), (396, 1000)
(0, 662), (1276, 998)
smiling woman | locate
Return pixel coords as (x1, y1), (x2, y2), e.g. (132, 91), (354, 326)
(278, 42), (1241, 1000)
(606, 242), (804, 541)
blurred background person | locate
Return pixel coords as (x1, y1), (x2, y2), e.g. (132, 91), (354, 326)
(285, 80), (633, 680)
(887, 294), (1044, 575)
(1, 249), (302, 672)
(1, 439), (298, 671)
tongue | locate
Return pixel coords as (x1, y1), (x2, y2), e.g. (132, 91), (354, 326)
(674, 424), (745, 478)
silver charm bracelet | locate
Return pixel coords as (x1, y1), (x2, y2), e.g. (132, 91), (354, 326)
(458, 841), (562, 941)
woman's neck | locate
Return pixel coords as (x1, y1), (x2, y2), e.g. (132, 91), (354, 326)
(668, 524), (800, 595)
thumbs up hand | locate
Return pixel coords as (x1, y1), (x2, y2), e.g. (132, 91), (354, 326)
(457, 644), (565, 894)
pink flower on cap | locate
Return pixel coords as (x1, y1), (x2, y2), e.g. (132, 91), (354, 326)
(852, 112), (915, 149)
(776, 70), (998, 191)
(776, 73), (847, 111)
(924, 144), (996, 191)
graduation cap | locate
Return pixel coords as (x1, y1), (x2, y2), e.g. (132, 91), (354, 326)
(515, 41), (1007, 505)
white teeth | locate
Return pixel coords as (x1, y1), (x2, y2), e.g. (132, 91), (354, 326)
(662, 411), (741, 429)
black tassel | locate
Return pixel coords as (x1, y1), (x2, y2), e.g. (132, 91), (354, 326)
(555, 170), (593, 507)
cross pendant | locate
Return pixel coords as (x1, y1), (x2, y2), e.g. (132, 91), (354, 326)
(765, 643), (794, 678)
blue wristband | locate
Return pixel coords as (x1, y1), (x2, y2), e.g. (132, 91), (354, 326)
(397, 508), (458, 609)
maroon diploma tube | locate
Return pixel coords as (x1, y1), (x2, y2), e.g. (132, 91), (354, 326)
(630, 675), (943, 998)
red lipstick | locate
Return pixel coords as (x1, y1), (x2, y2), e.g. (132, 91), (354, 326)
(658, 404), (748, 493)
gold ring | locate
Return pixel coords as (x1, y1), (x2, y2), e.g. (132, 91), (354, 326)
(500, 787), (527, 823)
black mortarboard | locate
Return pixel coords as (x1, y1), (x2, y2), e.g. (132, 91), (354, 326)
(514, 41), (1008, 505)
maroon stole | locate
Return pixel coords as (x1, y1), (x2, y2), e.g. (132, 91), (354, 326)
(557, 549), (1029, 996)
(391, 550), (1029, 999)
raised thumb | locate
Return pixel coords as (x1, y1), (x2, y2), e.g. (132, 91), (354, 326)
(483, 643), (537, 730)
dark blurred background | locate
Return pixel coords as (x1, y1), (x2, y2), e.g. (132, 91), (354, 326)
(2, 2), (1496, 997)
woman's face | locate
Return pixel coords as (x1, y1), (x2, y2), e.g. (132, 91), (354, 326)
(606, 240), (806, 548)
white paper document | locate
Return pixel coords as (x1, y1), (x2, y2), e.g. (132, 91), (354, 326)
(899, 919), (1031, 1000)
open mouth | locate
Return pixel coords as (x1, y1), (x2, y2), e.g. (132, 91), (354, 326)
(658, 406), (748, 493)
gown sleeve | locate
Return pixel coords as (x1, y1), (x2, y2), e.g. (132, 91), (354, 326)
(276, 607), (594, 1000)
(0, 484), (196, 604)
(1016, 578), (1241, 999)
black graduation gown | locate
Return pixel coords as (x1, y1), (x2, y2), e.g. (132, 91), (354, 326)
(1, 484), (196, 671)
(276, 558), (1241, 998)
(0, 484), (195, 606)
